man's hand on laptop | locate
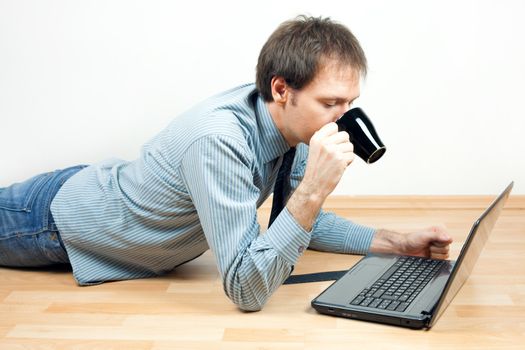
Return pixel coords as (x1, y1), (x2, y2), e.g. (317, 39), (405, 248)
(370, 226), (453, 260)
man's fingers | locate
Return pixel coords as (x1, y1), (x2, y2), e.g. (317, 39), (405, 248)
(428, 226), (453, 242)
(337, 141), (354, 153)
(430, 242), (450, 260)
(430, 244), (449, 255)
(313, 124), (352, 146)
(314, 122), (339, 139)
(430, 252), (450, 260)
(325, 131), (351, 145)
(423, 226), (453, 246)
(431, 240), (451, 248)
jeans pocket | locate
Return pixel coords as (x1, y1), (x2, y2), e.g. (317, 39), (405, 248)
(0, 172), (53, 212)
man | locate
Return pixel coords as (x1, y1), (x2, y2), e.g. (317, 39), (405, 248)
(0, 16), (452, 311)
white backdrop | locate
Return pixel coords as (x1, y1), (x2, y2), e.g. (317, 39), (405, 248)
(1, 0), (523, 195)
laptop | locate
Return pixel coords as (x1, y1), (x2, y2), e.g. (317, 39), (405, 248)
(311, 182), (513, 329)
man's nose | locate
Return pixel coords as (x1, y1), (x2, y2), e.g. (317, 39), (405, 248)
(334, 106), (351, 122)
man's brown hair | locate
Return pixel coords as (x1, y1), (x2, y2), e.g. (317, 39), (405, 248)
(256, 15), (367, 102)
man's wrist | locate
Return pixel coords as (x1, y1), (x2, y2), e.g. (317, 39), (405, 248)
(369, 229), (407, 255)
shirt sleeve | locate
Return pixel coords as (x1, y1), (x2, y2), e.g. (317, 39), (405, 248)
(179, 134), (311, 311)
(290, 144), (377, 255)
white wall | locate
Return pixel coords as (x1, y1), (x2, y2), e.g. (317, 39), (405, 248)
(1, 0), (524, 195)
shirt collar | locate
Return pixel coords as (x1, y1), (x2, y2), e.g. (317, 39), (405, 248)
(253, 91), (290, 163)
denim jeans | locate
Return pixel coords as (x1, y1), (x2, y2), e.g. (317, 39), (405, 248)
(0, 165), (86, 267)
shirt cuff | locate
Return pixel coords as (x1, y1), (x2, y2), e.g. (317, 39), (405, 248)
(264, 208), (312, 265)
(342, 222), (376, 255)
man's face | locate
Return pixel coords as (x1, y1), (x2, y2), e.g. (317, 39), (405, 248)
(279, 62), (361, 146)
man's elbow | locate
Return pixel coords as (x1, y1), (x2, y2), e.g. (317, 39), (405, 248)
(223, 264), (285, 312)
(225, 283), (268, 312)
(229, 292), (267, 312)
(237, 300), (264, 312)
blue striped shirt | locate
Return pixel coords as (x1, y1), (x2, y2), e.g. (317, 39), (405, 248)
(50, 83), (376, 311)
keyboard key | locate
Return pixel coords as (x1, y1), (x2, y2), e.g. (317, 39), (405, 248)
(377, 300), (391, 309)
(366, 288), (378, 297)
(396, 302), (410, 312)
(372, 289), (386, 298)
(351, 296), (365, 305)
(398, 294), (410, 302)
(360, 297), (374, 307)
(386, 301), (401, 311)
(359, 288), (369, 296)
(369, 299), (382, 308)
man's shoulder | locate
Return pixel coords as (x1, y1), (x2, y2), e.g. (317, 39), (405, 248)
(209, 83), (257, 102)
(206, 83), (259, 123)
(166, 84), (259, 146)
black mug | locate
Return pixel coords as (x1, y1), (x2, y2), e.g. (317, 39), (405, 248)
(336, 107), (386, 164)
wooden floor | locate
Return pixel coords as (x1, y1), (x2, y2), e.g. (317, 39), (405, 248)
(1, 195), (524, 349)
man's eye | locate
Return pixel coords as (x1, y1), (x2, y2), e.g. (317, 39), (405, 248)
(324, 103), (336, 108)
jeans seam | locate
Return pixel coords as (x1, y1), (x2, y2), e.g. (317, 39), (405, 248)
(0, 228), (47, 241)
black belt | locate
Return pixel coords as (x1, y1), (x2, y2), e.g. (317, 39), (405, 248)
(283, 270), (348, 284)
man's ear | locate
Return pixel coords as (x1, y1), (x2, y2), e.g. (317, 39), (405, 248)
(270, 76), (289, 105)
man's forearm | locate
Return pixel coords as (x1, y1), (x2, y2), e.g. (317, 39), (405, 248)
(286, 182), (325, 232)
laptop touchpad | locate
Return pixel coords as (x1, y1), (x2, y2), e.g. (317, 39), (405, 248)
(317, 259), (391, 305)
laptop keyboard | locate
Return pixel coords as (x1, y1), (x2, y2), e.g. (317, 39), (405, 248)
(350, 256), (445, 312)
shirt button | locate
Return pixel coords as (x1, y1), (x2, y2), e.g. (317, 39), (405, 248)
(298, 245), (305, 253)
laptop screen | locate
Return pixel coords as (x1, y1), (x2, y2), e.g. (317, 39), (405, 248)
(428, 182), (513, 327)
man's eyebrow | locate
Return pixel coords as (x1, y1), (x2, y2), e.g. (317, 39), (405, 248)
(349, 95), (360, 103)
(321, 95), (360, 103)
